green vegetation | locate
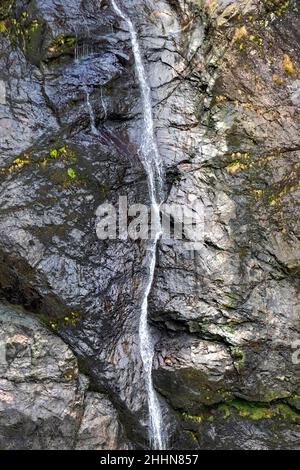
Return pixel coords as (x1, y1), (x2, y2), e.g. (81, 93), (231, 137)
(1, 13), (43, 51)
(67, 168), (76, 179)
(181, 399), (300, 425)
(220, 400), (275, 420)
(0, 1), (15, 21)
(49, 310), (80, 330)
(265, 0), (290, 16)
(184, 430), (198, 443)
(276, 404), (300, 423)
(230, 347), (246, 370)
(48, 34), (76, 55)
(1, 145), (77, 176)
(49, 149), (58, 159)
(182, 412), (203, 424)
(0, 21), (7, 33)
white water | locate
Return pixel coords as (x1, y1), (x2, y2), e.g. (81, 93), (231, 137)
(111, 0), (165, 450)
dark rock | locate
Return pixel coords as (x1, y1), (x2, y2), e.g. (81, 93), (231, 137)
(0, 303), (126, 450)
(0, 0), (299, 450)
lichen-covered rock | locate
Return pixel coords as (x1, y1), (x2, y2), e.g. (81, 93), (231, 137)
(181, 400), (300, 450)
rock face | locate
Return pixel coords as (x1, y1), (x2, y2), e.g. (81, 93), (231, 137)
(76, 392), (127, 450)
(0, 0), (299, 450)
(0, 303), (127, 450)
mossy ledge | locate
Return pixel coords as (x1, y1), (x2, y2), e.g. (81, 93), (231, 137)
(182, 398), (300, 424)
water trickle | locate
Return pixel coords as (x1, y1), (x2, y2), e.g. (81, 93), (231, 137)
(100, 87), (108, 121)
(74, 35), (97, 135)
(84, 84), (99, 135)
(111, 0), (165, 450)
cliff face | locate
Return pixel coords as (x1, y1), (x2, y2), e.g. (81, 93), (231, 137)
(0, 0), (299, 450)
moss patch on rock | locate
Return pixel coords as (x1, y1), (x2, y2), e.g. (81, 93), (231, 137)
(1, 145), (77, 175)
(182, 399), (300, 425)
(47, 34), (76, 57)
(0, 0), (15, 21)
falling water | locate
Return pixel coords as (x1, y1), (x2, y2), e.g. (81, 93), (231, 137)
(75, 40), (99, 135)
(111, 0), (165, 450)
(84, 84), (99, 135)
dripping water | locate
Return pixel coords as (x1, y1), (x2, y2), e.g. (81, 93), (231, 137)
(100, 87), (108, 121)
(111, 0), (165, 450)
(74, 21), (99, 136)
(84, 84), (99, 135)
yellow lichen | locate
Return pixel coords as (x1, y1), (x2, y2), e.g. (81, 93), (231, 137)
(215, 95), (227, 103)
(233, 26), (248, 42)
(226, 162), (247, 173)
(272, 74), (284, 85)
(252, 189), (263, 198)
(7, 155), (30, 173)
(283, 54), (297, 75)
(64, 368), (75, 381)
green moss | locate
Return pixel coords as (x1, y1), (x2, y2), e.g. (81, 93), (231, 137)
(223, 292), (237, 308)
(289, 395), (300, 401)
(0, 21), (7, 33)
(230, 347), (246, 370)
(49, 148), (58, 159)
(217, 400), (300, 423)
(276, 404), (300, 423)
(265, 0), (290, 17)
(249, 34), (263, 47)
(48, 34), (76, 54)
(217, 400), (274, 420)
(232, 400), (275, 420)
(1, 11), (43, 53)
(182, 412), (203, 424)
(180, 399), (300, 428)
(218, 403), (232, 419)
(28, 19), (40, 34)
(0, 1), (15, 20)
(184, 430), (198, 443)
(1, 145), (77, 175)
(48, 145), (76, 161)
(47, 310), (81, 331)
(67, 168), (76, 179)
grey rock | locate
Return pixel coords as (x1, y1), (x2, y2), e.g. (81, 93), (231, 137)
(76, 392), (128, 450)
(0, 303), (126, 450)
(0, 0), (299, 450)
(154, 337), (236, 411)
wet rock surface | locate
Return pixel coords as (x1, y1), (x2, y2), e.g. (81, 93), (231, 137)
(0, 0), (299, 449)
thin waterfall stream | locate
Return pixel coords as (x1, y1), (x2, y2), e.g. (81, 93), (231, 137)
(84, 84), (98, 136)
(74, 37), (99, 136)
(111, 0), (165, 450)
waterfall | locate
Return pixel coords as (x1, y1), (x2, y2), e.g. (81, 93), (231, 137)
(111, 0), (165, 450)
